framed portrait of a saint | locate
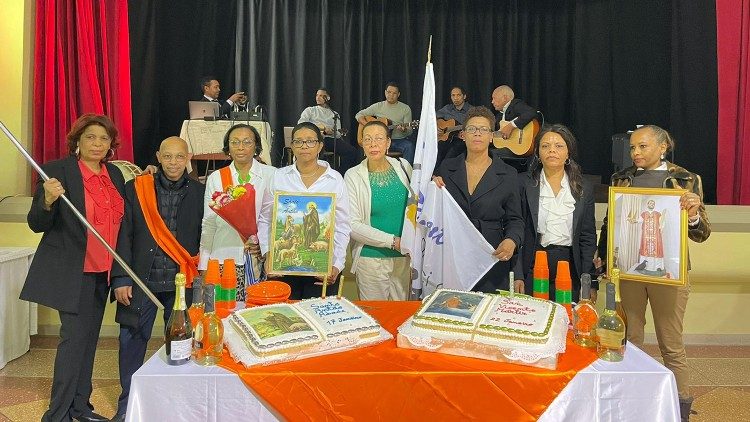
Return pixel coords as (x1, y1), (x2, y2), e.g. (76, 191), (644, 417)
(268, 192), (336, 277)
(607, 187), (688, 286)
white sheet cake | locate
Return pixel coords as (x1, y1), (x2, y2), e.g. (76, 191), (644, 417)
(474, 293), (556, 345)
(228, 297), (384, 360)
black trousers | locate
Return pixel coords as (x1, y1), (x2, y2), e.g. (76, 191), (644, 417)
(524, 244), (580, 302)
(322, 136), (359, 175)
(280, 273), (342, 300)
(472, 260), (512, 293)
(43, 273), (109, 422)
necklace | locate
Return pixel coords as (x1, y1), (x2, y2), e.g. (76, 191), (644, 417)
(234, 163), (252, 185)
(369, 166), (397, 188)
(299, 165), (323, 179)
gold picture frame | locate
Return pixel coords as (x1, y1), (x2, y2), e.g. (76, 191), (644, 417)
(607, 186), (688, 286)
(268, 191), (336, 277)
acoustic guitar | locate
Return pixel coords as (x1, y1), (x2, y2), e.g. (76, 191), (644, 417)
(491, 119), (540, 157)
(356, 116), (420, 145)
(436, 118), (464, 141)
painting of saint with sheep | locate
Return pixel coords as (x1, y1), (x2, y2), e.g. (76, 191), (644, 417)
(269, 192), (335, 277)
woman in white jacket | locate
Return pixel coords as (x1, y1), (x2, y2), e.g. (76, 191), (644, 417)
(199, 124), (275, 301)
(344, 121), (412, 300)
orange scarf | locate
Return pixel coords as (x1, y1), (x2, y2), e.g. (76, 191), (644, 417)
(219, 165), (233, 190)
(134, 174), (198, 286)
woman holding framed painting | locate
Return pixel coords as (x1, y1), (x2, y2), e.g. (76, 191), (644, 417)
(596, 125), (711, 421)
(257, 122), (351, 299)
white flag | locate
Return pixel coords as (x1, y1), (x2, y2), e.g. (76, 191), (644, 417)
(400, 61), (497, 297)
(400, 62), (438, 291)
(419, 182), (498, 297)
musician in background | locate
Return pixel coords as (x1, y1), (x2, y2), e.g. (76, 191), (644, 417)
(436, 86), (473, 168)
(199, 75), (246, 118)
(355, 81), (415, 164)
(298, 88), (358, 174)
(490, 85), (538, 160)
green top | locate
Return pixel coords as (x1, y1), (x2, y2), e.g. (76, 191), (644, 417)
(361, 166), (408, 258)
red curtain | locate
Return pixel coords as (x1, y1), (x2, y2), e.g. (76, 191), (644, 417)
(33, 0), (133, 165)
(716, 0), (750, 204)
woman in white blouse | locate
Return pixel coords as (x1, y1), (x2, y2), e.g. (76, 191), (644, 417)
(200, 124), (276, 301)
(513, 124), (597, 301)
(344, 121), (412, 300)
(258, 122), (351, 299)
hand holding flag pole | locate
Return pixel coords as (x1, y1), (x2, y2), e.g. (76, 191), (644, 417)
(0, 121), (164, 310)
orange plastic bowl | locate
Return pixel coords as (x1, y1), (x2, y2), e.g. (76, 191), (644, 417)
(245, 281), (291, 303)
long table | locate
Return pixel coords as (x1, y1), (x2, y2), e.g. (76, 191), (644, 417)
(179, 120), (273, 170)
(127, 302), (679, 421)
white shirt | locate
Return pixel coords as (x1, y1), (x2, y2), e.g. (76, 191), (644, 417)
(537, 171), (576, 247)
(199, 159), (276, 269)
(258, 160), (351, 271)
(298, 105), (339, 137)
(500, 100), (518, 128)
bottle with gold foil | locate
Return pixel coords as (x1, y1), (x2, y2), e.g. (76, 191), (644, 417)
(165, 273), (193, 366)
(596, 282), (625, 361)
(573, 274), (598, 349)
(610, 268), (628, 349)
(193, 283), (224, 366)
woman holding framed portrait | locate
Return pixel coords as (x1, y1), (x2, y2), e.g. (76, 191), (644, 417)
(596, 125), (711, 420)
(257, 122), (351, 299)
(513, 124), (597, 302)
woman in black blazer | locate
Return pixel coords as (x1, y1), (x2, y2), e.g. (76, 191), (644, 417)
(20, 114), (126, 422)
(513, 124), (597, 301)
(434, 106), (524, 292)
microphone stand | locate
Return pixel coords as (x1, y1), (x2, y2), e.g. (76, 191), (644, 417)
(0, 121), (164, 310)
(332, 110), (339, 170)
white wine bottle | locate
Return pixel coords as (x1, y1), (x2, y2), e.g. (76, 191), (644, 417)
(165, 273), (193, 366)
(596, 282), (626, 362)
(193, 284), (224, 366)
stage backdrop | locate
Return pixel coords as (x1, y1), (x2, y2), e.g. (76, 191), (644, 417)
(129, 0), (718, 202)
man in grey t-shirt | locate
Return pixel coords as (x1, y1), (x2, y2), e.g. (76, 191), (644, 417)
(355, 81), (415, 163)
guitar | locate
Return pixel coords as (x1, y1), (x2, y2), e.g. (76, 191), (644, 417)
(436, 118), (464, 141)
(315, 123), (348, 138)
(491, 119), (540, 157)
(356, 116), (420, 145)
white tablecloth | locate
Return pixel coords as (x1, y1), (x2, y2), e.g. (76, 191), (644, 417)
(128, 343), (679, 421)
(179, 120), (273, 169)
(0, 247), (37, 370)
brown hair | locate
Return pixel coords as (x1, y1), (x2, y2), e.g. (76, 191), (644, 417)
(464, 106), (496, 130)
(66, 114), (120, 161)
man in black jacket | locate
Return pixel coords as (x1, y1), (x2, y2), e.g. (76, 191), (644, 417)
(110, 137), (205, 421)
(199, 75), (246, 118)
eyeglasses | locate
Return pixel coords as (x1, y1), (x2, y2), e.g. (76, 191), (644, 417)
(160, 154), (188, 162)
(362, 137), (388, 146)
(229, 139), (255, 147)
(464, 126), (492, 134)
(291, 139), (321, 148)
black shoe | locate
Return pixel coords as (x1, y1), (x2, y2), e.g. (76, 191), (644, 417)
(73, 412), (109, 422)
(679, 397), (696, 421)
(634, 260), (647, 271)
(110, 413), (126, 422)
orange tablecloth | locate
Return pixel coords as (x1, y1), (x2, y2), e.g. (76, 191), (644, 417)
(219, 301), (597, 421)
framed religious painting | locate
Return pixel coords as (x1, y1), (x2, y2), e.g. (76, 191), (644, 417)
(607, 187), (688, 286)
(268, 191), (336, 277)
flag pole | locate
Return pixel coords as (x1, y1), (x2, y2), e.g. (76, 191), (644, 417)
(0, 121), (164, 310)
(428, 35), (432, 63)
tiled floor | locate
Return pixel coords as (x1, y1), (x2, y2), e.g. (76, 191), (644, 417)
(0, 337), (748, 421)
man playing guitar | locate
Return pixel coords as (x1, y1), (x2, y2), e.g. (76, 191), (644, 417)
(355, 81), (415, 163)
(298, 87), (358, 173)
(490, 85), (539, 158)
(436, 86), (473, 168)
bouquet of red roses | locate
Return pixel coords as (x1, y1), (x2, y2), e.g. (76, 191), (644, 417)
(209, 184), (257, 242)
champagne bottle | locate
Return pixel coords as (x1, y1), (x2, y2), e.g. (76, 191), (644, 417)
(165, 273), (192, 366)
(188, 276), (205, 328)
(193, 283), (224, 366)
(610, 268), (628, 349)
(573, 274), (598, 349)
(596, 282), (625, 361)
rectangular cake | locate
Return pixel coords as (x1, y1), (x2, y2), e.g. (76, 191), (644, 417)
(229, 303), (322, 357)
(411, 289), (494, 340)
(474, 293), (556, 345)
(295, 296), (381, 340)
